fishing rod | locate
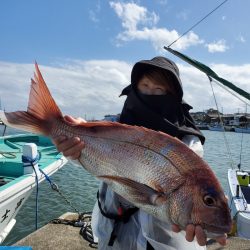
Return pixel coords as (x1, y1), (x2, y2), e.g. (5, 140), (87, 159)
(164, 47), (250, 103)
(167, 0), (229, 48)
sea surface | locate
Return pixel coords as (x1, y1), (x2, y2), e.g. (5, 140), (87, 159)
(1, 126), (250, 245)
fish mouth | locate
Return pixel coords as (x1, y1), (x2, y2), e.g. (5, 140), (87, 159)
(203, 223), (231, 235)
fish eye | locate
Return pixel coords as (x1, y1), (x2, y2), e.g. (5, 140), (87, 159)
(203, 195), (216, 206)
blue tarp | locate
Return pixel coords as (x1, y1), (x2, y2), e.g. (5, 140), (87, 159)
(0, 247), (32, 250)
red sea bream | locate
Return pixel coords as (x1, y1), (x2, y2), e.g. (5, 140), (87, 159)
(0, 64), (232, 237)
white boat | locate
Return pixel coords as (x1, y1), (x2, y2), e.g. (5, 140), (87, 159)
(227, 169), (250, 239)
(208, 125), (224, 131)
(234, 127), (250, 134)
(208, 124), (235, 132)
(0, 133), (67, 244)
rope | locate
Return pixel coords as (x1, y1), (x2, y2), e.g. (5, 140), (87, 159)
(33, 163), (39, 230)
(167, 0), (229, 48)
(1, 124), (7, 136)
(207, 76), (235, 168)
(210, 77), (249, 170)
(212, 78), (250, 106)
(49, 212), (98, 248)
(22, 153), (81, 229)
(39, 168), (81, 215)
(22, 154), (41, 230)
(0, 151), (17, 159)
(80, 220), (98, 248)
(22, 154), (40, 165)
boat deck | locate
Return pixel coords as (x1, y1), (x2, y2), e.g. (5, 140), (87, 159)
(0, 134), (62, 189)
(241, 185), (250, 204)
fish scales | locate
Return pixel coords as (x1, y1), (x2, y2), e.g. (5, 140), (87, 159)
(52, 121), (183, 178)
(52, 120), (220, 194)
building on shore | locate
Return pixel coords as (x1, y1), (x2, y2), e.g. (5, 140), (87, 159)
(190, 108), (250, 131)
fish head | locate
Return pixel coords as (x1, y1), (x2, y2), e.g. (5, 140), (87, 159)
(187, 169), (232, 235)
(168, 168), (232, 236)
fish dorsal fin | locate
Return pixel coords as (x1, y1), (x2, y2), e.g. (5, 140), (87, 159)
(76, 121), (127, 128)
(28, 63), (63, 120)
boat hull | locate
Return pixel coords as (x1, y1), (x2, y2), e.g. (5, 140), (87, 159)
(208, 125), (224, 131)
(0, 133), (67, 243)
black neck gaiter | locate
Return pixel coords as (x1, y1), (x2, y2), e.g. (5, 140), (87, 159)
(119, 88), (205, 144)
(136, 92), (182, 124)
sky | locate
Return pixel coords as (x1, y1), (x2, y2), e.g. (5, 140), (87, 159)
(0, 0), (250, 120)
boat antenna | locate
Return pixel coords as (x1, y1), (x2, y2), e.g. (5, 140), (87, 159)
(167, 0), (229, 48)
(238, 104), (248, 170)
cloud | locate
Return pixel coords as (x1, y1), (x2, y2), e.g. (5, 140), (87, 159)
(156, 0), (168, 5)
(110, 2), (159, 31)
(237, 35), (246, 43)
(179, 63), (250, 114)
(89, 1), (101, 23)
(176, 10), (189, 21)
(205, 39), (229, 53)
(89, 10), (99, 23)
(1, 60), (249, 120)
(109, 1), (204, 52)
(0, 60), (131, 120)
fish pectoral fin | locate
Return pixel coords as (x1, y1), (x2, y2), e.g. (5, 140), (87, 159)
(98, 175), (167, 206)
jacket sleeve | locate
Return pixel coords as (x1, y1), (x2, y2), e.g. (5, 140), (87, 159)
(181, 134), (204, 158)
(139, 210), (206, 250)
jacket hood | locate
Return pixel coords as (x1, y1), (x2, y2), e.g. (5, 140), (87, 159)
(131, 56), (183, 100)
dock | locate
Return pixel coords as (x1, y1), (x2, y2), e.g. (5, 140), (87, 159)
(13, 213), (250, 250)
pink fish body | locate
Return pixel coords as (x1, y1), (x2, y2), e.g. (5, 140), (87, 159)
(0, 64), (232, 236)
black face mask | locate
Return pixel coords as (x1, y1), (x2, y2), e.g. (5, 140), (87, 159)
(136, 92), (181, 124)
(119, 86), (205, 144)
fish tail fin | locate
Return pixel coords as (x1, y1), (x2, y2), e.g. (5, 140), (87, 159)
(0, 63), (63, 135)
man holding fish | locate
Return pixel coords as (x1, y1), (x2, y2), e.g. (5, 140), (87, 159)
(52, 57), (230, 250)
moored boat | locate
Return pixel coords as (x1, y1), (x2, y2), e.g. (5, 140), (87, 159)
(208, 124), (224, 131)
(0, 133), (67, 244)
(234, 127), (250, 134)
(208, 124), (235, 132)
(196, 123), (209, 130)
(227, 169), (250, 239)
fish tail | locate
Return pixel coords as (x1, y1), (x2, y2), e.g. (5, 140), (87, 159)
(0, 63), (63, 135)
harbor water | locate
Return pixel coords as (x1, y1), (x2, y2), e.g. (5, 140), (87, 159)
(1, 126), (250, 245)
